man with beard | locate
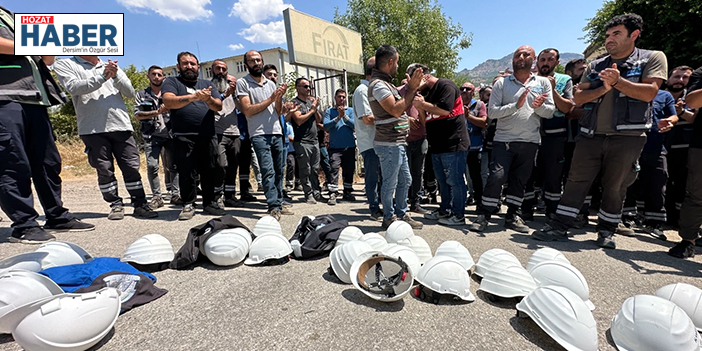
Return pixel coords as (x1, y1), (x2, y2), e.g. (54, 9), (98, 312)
(236, 51), (292, 220)
(533, 14), (668, 249)
(210, 59), (241, 207)
(135, 65), (180, 209)
(55, 56), (158, 221)
(0, 6), (94, 243)
(353, 57), (384, 220)
(368, 44), (424, 230)
(522, 48), (575, 220)
(469, 45), (555, 233)
(662, 66), (694, 227)
(414, 70), (471, 226)
(290, 77), (325, 204)
(461, 82), (487, 207)
(263, 64), (294, 205)
(161, 52), (224, 220)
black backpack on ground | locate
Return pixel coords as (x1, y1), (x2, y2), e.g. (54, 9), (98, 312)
(289, 215), (347, 259)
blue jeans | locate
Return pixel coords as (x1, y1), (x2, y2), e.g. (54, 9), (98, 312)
(432, 150), (468, 218)
(362, 149), (381, 213)
(375, 145), (411, 221)
(251, 135), (285, 211)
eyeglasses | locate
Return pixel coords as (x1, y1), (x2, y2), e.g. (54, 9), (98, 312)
(298, 85), (311, 89)
(460, 87), (473, 92)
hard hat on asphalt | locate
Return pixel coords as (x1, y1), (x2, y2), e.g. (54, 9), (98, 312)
(35, 241), (93, 269)
(253, 215), (282, 237)
(516, 285), (598, 351)
(0, 287), (121, 350)
(434, 241), (475, 271)
(415, 256), (475, 303)
(525, 247), (570, 272)
(382, 244), (421, 280)
(198, 227), (253, 252)
(328, 240), (374, 284)
(244, 232), (292, 266)
(474, 248), (520, 278)
(334, 226), (364, 248)
(0, 252), (49, 276)
(350, 251), (414, 302)
(611, 295), (701, 351)
(529, 260), (594, 310)
(478, 261), (537, 299)
(385, 221), (414, 243)
(121, 234), (175, 265)
(201, 231), (250, 266)
(396, 236), (432, 264)
(655, 283), (702, 332)
(358, 233), (389, 251)
(0, 271), (63, 325)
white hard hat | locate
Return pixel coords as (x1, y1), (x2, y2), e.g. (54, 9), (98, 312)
(529, 260), (594, 310)
(479, 261), (537, 299)
(516, 286), (598, 351)
(202, 231), (250, 266)
(611, 295), (701, 351)
(328, 240), (374, 284)
(0, 271), (63, 325)
(382, 244), (421, 280)
(396, 236), (432, 264)
(253, 215), (282, 237)
(121, 234), (175, 265)
(358, 233), (389, 251)
(350, 251), (414, 302)
(525, 247), (570, 272)
(385, 221), (414, 243)
(434, 241), (475, 271)
(334, 226), (363, 248)
(0, 252), (49, 276)
(474, 248), (520, 278)
(244, 233), (292, 265)
(0, 288), (121, 351)
(655, 283), (702, 332)
(415, 256), (475, 303)
(35, 241), (93, 269)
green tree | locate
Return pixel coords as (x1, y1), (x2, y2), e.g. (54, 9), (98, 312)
(334, 0), (472, 88)
(555, 63), (565, 74)
(583, 0), (702, 69)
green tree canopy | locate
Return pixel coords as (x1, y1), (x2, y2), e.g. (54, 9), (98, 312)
(583, 0), (702, 69)
(334, 0), (471, 87)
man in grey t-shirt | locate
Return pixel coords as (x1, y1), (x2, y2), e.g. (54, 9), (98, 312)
(235, 50), (293, 220)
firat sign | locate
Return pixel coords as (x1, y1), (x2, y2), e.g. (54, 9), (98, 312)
(14, 13), (124, 56)
(20, 16), (54, 24)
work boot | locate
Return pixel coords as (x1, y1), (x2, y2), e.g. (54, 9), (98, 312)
(531, 223), (568, 241)
(615, 223), (635, 237)
(572, 213), (588, 229)
(381, 216), (397, 230)
(305, 195), (317, 204)
(179, 204), (195, 220)
(438, 215), (465, 226)
(424, 210), (450, 220)
(668, 240), (695, 259)
(596, 230), (616, 249)
(223, 198), (241, 207)
(370, 210), (384, 221)
(170, 194), (183, 206)
(268, 208), (281, 221)
(134, 204), (158, 218)
(149, 196), (164, 209)
(342, 193), (356, 202)
(642, 224), (667, 241)
(328, 193), (337, 206)
(505, 215), (530, 233)
(280, 206), (294, 216)
(204, 202), (226, 216)
(240, 193), (257, 202)
(469, 214), (488, 232)
(108, 205), (125, 220)
(401, 214), (423, 229)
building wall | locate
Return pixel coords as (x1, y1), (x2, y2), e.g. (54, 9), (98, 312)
(161, 47), (345, 109)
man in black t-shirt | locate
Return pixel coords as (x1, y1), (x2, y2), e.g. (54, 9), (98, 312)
(414, 72), (471, 226)
(289, 77), (325, 204)
(162, 51), (224, 220)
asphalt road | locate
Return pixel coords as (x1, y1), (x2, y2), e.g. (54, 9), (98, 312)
(1, 178), (700, 351)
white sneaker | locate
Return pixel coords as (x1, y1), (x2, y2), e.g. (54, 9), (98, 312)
(438, 215), (466, 226)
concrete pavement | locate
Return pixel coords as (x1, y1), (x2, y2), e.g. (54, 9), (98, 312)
(1, 178), (700, 351)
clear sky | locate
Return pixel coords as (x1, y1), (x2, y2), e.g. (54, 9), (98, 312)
(6, 0), (605, 71)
